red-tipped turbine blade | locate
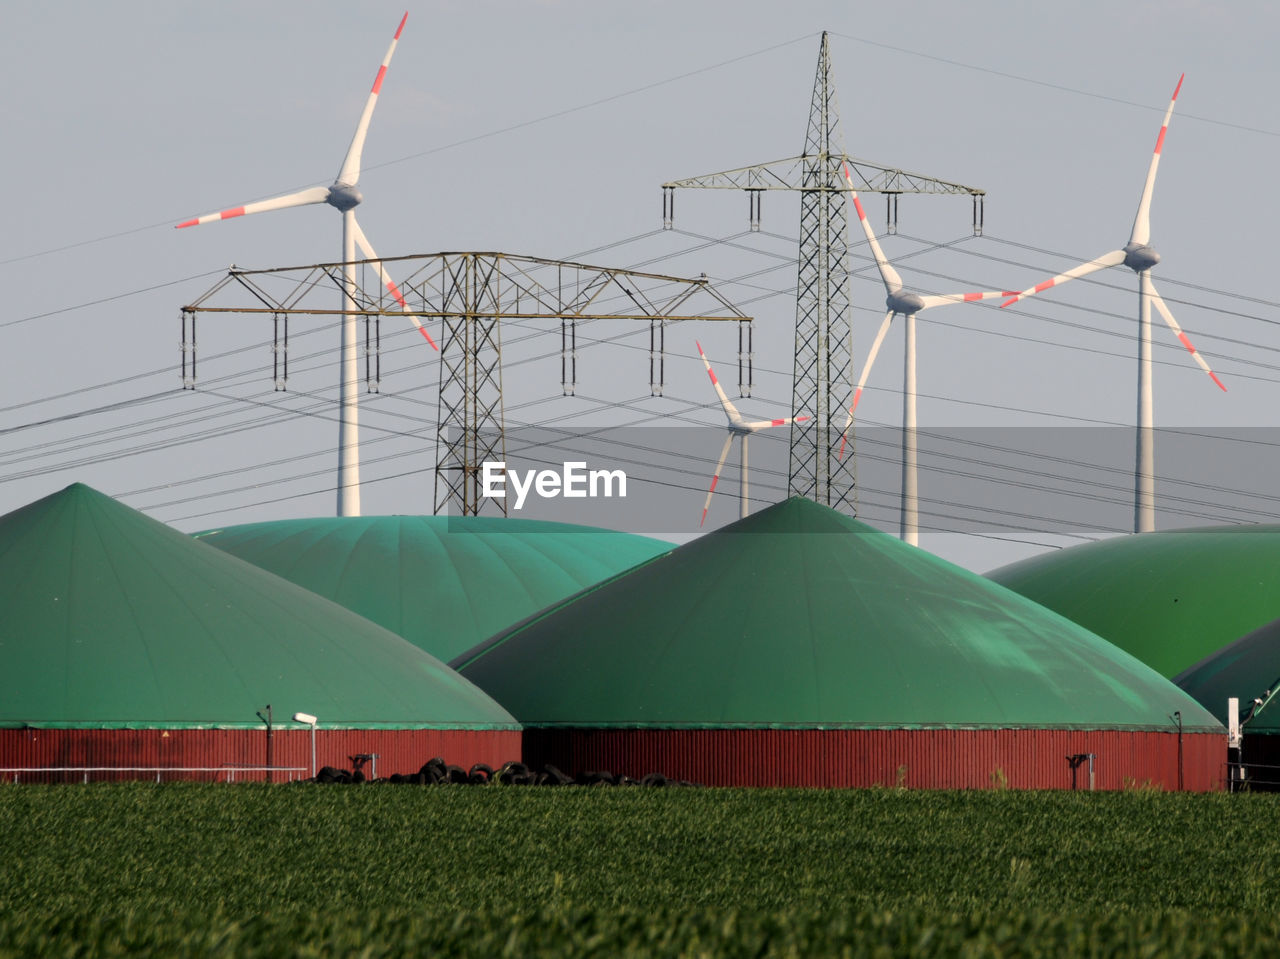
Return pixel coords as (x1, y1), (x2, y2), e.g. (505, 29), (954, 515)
(742, 415), (806, 431)
(1131, 74), (1184, 247)
(1000, 250), (1126, 308)
(1149, 281), (1226, 391)
(336, 12), (408, 187)
(917, 290), (1021, 309)
(695, 340), (742, 423)
(175, 186), (330, 229)
(843, 163), (903, 294)
(700, 434), (735, 527)
(351, 217), (438, 350)
(838, 309), (895, 460)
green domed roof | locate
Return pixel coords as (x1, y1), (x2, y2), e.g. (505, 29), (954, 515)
(453, 498), (1220, 731)
(0, 484), (518, 730)
(193, 515), (672, 663)
(1175, 617), (1280, 732)
(988, 525), (1280, 678)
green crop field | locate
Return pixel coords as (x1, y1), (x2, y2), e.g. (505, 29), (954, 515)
(1, 784), (1279, 956)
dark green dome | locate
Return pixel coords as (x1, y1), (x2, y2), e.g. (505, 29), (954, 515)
(193, 515), (672, 663)
(453, 498), (1220, 731)
(988, 525), (1280, 678)
(1175, 617), (1280, 732)
(0, 484), (518, 730)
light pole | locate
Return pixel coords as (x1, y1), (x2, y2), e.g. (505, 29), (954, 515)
(255, 704), (274, 782)
(293, 712), (318, 779)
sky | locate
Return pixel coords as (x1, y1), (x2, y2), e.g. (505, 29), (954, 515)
(2, 0), (1278, 572)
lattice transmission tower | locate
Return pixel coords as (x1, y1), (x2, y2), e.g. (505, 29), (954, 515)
(181, 253), (750, 516)
(662, 32), (985, 514)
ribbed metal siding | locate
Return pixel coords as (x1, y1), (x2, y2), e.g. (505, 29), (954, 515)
(0, 728), (521, 782)
(522, 728), (1225, 791)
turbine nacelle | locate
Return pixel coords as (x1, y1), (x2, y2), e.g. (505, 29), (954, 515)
(326, 183), (364, 212)
(1123, 242), (1161, 272)
(886, 290), (926, 315)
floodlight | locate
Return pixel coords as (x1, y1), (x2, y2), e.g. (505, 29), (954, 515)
(292, 711), (319, 778)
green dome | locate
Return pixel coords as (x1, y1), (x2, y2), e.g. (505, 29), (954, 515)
(0, 484), (518, 730)
(1175, 617), (1280, 732)
(453, 498), (1220, 731)
(988, 525), (1280, 678)
(193, 515), (672, 663)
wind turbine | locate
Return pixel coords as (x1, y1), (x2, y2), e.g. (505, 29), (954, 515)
(697, 341), (806, 526)
(176, 12), (436, 518)
(837, 162), (1014, 546)
(999, 75), (1225, 533)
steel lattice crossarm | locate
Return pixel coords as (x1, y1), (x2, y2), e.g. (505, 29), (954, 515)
(662, 153), (986, 235)
(179, 251), (754, 516)
(663, 153), (984, 194)
(180, 252), (751, 322)
(179, 252), (752, 393)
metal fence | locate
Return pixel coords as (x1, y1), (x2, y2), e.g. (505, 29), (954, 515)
(0, 765), (308, 784)
(1227, 761), (1280, 792)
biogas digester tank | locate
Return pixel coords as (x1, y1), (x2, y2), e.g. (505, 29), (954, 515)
(0, 484), (519, 780)
(454, 498), (1223, 789)
(989, 525), (1280, 679)
(194, 515), (672, 664)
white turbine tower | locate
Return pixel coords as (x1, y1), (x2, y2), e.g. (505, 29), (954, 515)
(837, 163), (1013, 547)
(176, 12), (436, 518)
(697, 342), (806, 526)
(1000, 75), (1225, 533)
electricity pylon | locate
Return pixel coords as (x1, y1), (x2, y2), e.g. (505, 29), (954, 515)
(180, 252), (751, 515)
(662, 32), (984, 514)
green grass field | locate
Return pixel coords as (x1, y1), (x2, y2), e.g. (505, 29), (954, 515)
(1, 784), (1278, 956)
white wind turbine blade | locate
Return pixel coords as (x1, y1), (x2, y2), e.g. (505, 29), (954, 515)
(350, 217), (439, 350)
(336, 12), (408, 187)
(917, 289), (1018, 309)
(1148, 281), (1226, 391)
(843, 162), (903, 294)
(838, 309), (895, 460)
(701, 434), (735, 527)
(175, 186), (331, 229)
(1131, 74), (1183, 247)
(1000, 249), (1127, 308)
(741, 414), (809, 431)
(696, 341), (743, 425)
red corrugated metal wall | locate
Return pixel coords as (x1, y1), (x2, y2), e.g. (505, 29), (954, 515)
(522, 728), (1225, 791)
(0, 728), (521, 782)
(1, 728), (1225, 790)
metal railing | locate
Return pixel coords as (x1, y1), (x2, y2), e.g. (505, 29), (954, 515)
(1227, 761), (1280, 792)
(0, 766), (307, 784)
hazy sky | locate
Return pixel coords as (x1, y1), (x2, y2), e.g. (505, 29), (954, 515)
(2, 0), (1277, 571)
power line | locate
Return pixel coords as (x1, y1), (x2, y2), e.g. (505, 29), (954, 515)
(7, 226), (1279, 552)
(0, 270), (225, 331)
(367, 34), (820, 176)
(828, 31), (1280, 139)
